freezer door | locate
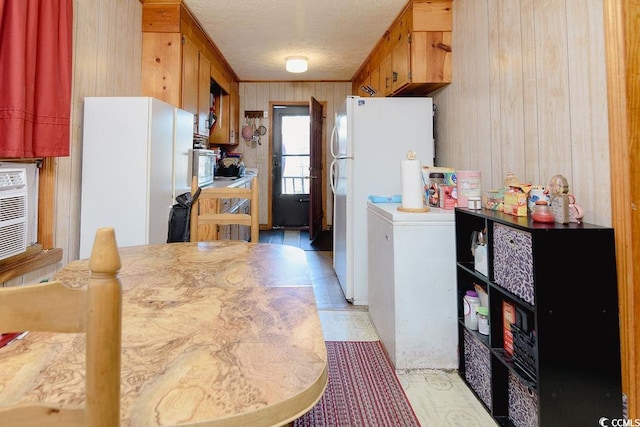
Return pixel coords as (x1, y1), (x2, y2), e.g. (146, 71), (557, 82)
(332, 156), (350, 299)
(332, 102), (349, 159)
(173, 108), (194, 199)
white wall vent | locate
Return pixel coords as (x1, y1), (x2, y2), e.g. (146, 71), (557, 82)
(0, 168), (28, 261)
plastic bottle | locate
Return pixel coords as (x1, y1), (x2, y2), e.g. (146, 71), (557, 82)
(428, 172), (445, 207)
(463, 290), (481, 330)
(477, 306), (489, 335)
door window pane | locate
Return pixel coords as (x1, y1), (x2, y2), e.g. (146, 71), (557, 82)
(281, 116), (310, 194)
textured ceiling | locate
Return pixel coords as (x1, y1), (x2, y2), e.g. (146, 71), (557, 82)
(183, 0), (408, 81)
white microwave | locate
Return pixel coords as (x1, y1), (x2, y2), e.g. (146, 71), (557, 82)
(191, 149), (217, 188)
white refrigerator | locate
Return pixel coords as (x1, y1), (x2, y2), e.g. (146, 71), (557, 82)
(80, 97), (193, 258)
(330, 96), (434, 305)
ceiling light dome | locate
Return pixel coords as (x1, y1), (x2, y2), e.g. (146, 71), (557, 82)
(286, 56), (308, 73)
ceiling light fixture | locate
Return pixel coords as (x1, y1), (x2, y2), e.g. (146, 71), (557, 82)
(285, 56), (308, 73)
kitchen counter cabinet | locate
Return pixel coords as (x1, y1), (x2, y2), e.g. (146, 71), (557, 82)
(367, 202), (457, 369)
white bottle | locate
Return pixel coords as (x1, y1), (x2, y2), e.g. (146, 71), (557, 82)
(464, 291), (481, 330)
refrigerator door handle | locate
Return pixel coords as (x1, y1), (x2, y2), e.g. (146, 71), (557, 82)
(330, 123), (338, 159)
(329, 159), (338, 195)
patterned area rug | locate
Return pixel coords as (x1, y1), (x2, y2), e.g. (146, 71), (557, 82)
(295, 341), (421, 426)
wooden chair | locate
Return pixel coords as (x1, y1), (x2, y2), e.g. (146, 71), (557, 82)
(190, 176), (259, 243)
(0, 228), (122, 427)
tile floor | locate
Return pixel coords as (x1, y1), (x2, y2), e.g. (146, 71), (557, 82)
(275, 230), (498, 427)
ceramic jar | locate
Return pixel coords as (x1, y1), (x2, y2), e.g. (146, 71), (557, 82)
(531, 201), (555, 223)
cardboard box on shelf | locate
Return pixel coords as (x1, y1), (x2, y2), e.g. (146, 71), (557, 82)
(503, 184), (532, 217)
(503, 301), (516, 356)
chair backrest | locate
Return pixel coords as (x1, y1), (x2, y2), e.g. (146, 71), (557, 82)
(0, 228), (122, 427)
(190, 176), (259, 242)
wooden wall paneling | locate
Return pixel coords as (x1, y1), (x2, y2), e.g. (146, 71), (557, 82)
(497, 1), (527, 182)
(630, 0), (640, 417)
(566, 0), (612, 225)
(117, 5), (143, 95)
(469, 0), (493, 188)
(66, 0), (143, 265)
(604, 0), (639, 417)
(450, 3), (470, 169)
(95, 0), (115, 95)
(520, 0), (541, 186)
(486, 0), (503, 190)
(533, 0), (573, 185)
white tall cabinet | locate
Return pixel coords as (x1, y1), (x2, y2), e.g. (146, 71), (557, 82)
(80, 97), (193, 258)
(367, 202), (457, 369)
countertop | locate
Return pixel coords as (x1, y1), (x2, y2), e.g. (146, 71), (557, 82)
(207, 171), (257, 188)
(0, 241), (327, 426)
(367, 202), (455, 223)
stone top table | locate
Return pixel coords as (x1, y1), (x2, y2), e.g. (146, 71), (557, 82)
(0, 241), (328, 426)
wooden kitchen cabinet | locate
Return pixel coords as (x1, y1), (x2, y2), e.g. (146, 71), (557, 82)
(380, 55), (393, 96)
(369, 67), (381, 97)
(197, 52), (211, 137)
(392, 32), (410, 92)
(351, 0), (452, 97)
(182, 37), (198, 124)
(181, 36), (209, 136)
(142, 0), (239, 145)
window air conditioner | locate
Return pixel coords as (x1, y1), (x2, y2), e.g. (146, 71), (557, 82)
(0, 168), (28, 261)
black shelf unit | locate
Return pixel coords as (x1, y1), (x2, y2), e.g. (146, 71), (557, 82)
(455, 208), (622, 426)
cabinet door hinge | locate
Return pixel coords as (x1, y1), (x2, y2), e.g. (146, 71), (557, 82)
(181, 35), (186, 45)
(408, 34), (412, 44)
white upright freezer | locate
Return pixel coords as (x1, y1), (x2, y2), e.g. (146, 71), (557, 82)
(330, 96), (434, 305)
(79, 97), (193, 258)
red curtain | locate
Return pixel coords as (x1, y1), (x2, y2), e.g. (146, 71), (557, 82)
(0, 0), (72, 158)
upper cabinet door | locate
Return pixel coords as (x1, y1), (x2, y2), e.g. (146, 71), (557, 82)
(197, 52), (211, 137)
(182, 37), (198, 117)
(392, 32), (411, 92)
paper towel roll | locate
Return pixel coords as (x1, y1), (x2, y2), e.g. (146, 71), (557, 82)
(401, 158), (424, 209)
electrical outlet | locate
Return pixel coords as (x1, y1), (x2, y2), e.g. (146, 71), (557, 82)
(263, 110), (268, 118)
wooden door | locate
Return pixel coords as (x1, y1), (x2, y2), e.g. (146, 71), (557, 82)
(380, 55), (393, 96)
(182, 37), (198, 116)
(308, 97), (323, 241)
(197, 52), (211, 137)
(392, 32), (411, 92)
(370, 67), (381, 97)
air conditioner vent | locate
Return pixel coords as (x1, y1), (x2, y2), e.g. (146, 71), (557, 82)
(0, 169), (27, 190)
(0, 168), (28, 261)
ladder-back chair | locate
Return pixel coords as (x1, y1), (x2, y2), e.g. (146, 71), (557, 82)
(0, 227), (122, 426)
(190, 176), (259, 242)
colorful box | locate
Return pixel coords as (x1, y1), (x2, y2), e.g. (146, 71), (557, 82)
(502, 184), (531, 217)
